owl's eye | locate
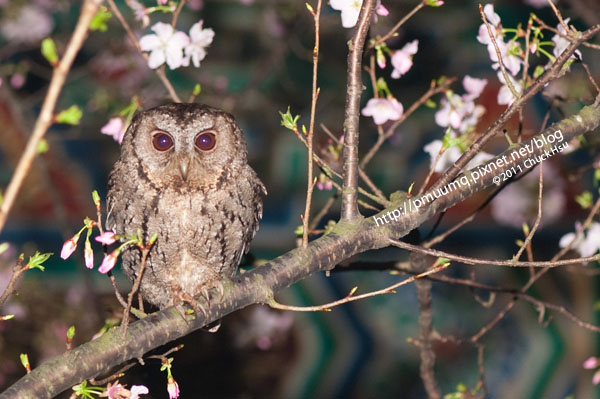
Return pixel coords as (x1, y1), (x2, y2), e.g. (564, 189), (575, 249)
(195, 132), (216, 151)
(152, 132), (174, 151)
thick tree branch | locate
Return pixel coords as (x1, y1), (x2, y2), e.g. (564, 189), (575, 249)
(340, 0), (376, 221)
(4, 103), (600, 398)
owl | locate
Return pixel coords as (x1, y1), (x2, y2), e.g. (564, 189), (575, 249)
(106, 103), (266, 311)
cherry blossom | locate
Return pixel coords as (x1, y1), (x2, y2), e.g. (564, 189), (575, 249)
(182, 20), (214, 68)
(462, 75), (488, 101)
(390, 40), (418, 78)
(524, 0), (552, 7)
(101, 117), (126, 144)
(434, 75), (486, 134)
(84, 239), (93, 269)
(584, 357), (599, 369)
(95, 231), (117, 246)
(330, 0), (389, 28)
(477, 4), (522, 77)
(552, 19), (582, 61)
(559, 221), (600, 258)
(496, 71), (522, 105)
(361, 97), (403, 125)
(140, 22), (190, 70)
(60, 234), (80, 260)
(423, 140), (493, 173)
(167, 377), (180, 399)
(98, 249), (120, 274)
(130, 385), (149, 399)
(491, 163), (564, 228)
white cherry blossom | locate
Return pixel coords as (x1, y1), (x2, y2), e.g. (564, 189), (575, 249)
(140, 22), (190, 70)
(183, 20), (215, 68)
(361, 97), (403, 125)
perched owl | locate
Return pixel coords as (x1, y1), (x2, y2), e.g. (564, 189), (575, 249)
(106, 103), (266, 311)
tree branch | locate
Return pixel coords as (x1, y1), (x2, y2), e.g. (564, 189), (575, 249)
(4, 103), (600, 398)
(0, 0), (102, 234)
(340, 0), (376, 221)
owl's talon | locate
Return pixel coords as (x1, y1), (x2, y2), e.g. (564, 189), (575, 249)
(200, 286), (211, 304)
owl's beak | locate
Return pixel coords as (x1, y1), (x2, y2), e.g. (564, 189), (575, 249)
(179, 158), (190, 181)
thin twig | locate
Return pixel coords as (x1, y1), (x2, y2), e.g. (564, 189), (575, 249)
(370, 0), (426, 48)
(171, 0), (187, 28)
(390, 239), (600, 268)
(0, 0), (102, 234)
(512, 162), (543, 261)
(341, 0), (377, 220)
(0, 256), (27, 307)
(121, 246), (151, 337)
(269, 261), (449, 312)
(302, 0), (322, 248)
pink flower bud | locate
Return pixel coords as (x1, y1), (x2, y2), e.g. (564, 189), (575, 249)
(594, 370), (600, 385)
(584, 356), (598, 369)
(95, 231), (117, 246)
(60, 235), (80, 260)
(167, 377), (180, 399)
(98, 249), (119, 274)
(375, 4), (389, 16)
(84, 239), (94, 269)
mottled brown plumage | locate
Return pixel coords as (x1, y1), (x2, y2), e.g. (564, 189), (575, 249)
(106, 103), (265, 309)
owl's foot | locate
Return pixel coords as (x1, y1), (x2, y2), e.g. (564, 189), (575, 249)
(172, 287), (208, 319)
(199, 279), (226, 304)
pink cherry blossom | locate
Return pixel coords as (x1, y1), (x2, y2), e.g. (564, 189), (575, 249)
(496, 71), (522, 105)
(182, 20), (214, 68)
(330, 0), (388, 28)
(552, 19), (582, 61)
(167, 377), (180, 399)
(584, 356), (599, 369)
(101, 381), (126, 399)
(84, 239), (93, 269)
(390, 40), (418, 78)
(98, 250), (119, 274)
(594, 370), (600, 385)
(361, 97), (403, 125)
(130, 385), (149, 399)
(462, 75), (487, 101)
(60, 234), (80, 260)
(101, 117), (125, 144)
(95, 231), (117, 246)
(139, 22), (190, 70)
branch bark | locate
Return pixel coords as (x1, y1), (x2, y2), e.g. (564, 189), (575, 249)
(340, 0), (376, 221)
(4, 102), (600, 399)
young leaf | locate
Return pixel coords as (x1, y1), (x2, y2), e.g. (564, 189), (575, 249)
(56, 105), (83, 125)
(41, 38), (58, 66)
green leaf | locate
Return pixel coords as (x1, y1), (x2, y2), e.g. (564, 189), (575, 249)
(92, 190), (101, 207)
(279, 107), (300, 132)
(293, 225), (303, 237)
(66, 325), (76, 339)
(41, 38), (58, 66)
(424, 99), (436, 108)
(533, 65), (545, 79)
(26, 251), (53, 271)
(575, 191), (593, 209)
(55, 105), (83, 125)
(193, 83), (201, 96)
(20, 353), (30, 369)
(36, 139), (48, 154)
(90, 7), (112, 32)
